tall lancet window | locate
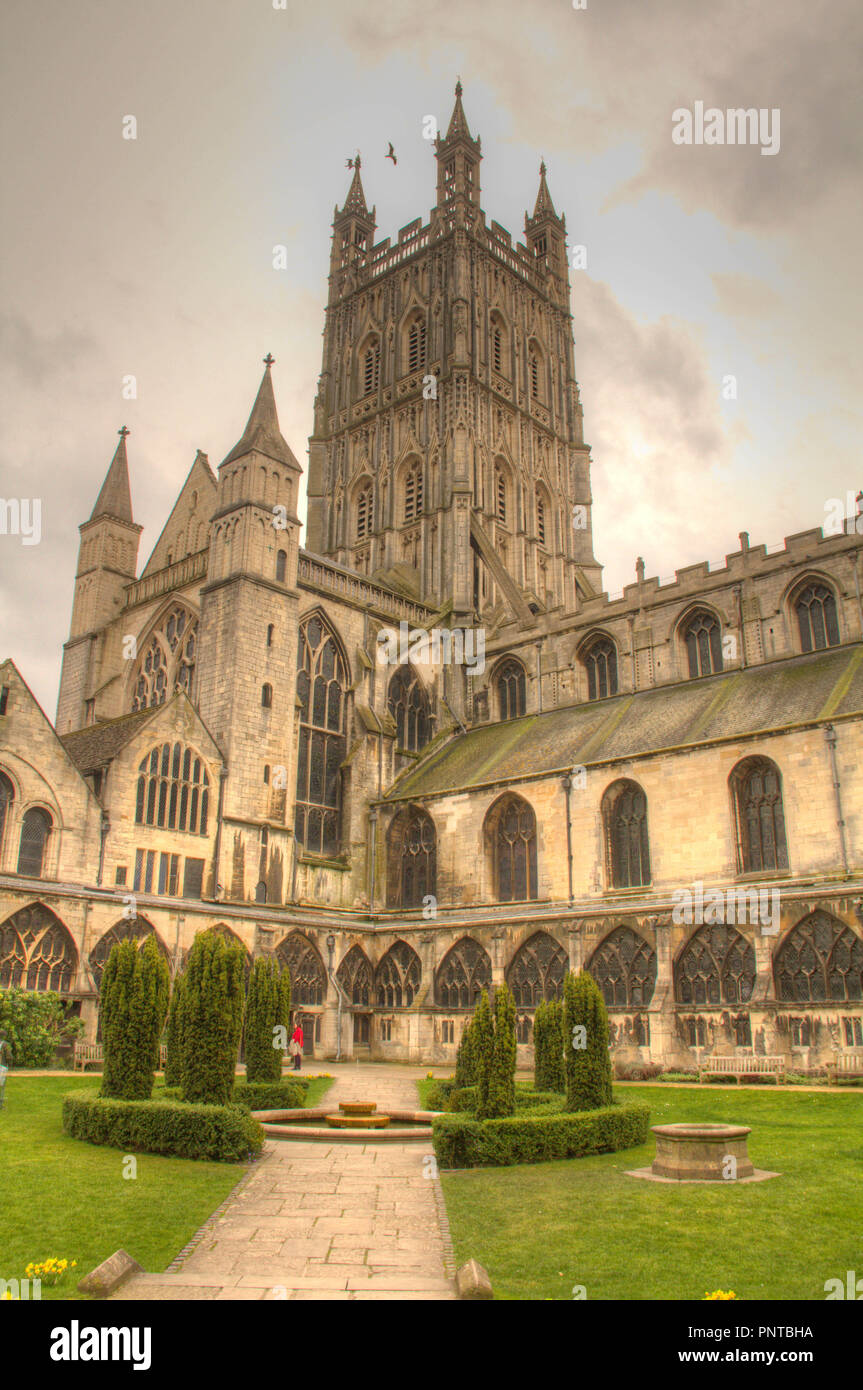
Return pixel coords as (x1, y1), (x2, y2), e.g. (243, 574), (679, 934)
(362, 337), (381, 396)
(407, 315), (426, 374)
(295, 615), (348, 857)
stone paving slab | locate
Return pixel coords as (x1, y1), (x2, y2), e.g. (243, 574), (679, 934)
(109, 1063), (456, 1302)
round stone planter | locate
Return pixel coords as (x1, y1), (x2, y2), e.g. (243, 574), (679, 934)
(651, 1122), (754, 1181)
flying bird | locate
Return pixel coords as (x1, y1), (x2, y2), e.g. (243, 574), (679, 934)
(385, 142), (397, 165)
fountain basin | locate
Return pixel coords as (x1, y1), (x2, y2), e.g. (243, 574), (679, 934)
(252, 1106), (441, 1144)
(327, 1112), (390, 1129)
(651, 1122), (754, 1181)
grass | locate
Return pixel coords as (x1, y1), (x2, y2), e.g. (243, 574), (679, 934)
(433, 1083), (863, 1300)
(0, 1071), (332, 1299)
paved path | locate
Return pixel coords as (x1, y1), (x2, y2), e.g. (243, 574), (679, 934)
(111, 1063), (456, 1301)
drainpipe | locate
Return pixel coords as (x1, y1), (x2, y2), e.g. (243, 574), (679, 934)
(535, 641), (543, 713)
(733, 584), (747, 669)
(824, 724), (850, 875)
(327, 933), (344, 1062)
(368, 807), (378, 913)
(96, 812), (110, 887)
(562, 771), (574, 905)
(211, 765), (228, 898)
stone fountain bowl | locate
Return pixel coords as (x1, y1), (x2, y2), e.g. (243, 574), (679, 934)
(251, 1106), (441, 1144)
(650, 1121), (754, 1181)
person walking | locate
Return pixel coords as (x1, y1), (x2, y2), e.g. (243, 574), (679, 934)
(290, 1022), (304, 1071)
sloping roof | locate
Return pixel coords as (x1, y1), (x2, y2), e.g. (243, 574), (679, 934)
(60, 708), (156, 775)
(221, 363), (300, 471)
(387, 645), (863, 801)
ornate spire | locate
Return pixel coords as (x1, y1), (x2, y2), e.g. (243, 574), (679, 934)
(442, 77), (480, 148)
(339, 153), (370, 218)
(90, 427), (134, 523)
(533, 160), (558, 219)
(221, 359), (301, 471)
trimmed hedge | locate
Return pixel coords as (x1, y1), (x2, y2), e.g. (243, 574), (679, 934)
(451, 1085), (562, 1113)
(432, 1101), (650, 1168)
(63, 1090), (264, 1162)
(424, 1078), (457, 1110)
(230, 1080), (306, 1111)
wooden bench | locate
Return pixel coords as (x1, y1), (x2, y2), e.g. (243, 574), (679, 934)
(698, 1054), (786, 1084)
(73, 1042), (103, 1071)
(826, 1049), (863, 1084)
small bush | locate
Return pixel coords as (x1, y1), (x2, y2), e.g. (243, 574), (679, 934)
(614, 1060), (663, 1082)
(454, 1020), (477, 1088)
(63, 1090), (263, 1162)
(432, 1101), (650, 1169)
(230, 1081), (306, 1111)
(0, 988), (81, 1067)
(424, 1078), (457, 1110)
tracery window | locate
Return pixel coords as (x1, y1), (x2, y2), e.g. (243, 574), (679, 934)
(336, 944), (373, 1006)
(675, 925), (756, 1005)
(387, 806), (436, 908)
(387, 666), (430, 752)
(582, 636), (618, 701)
(587, 926), (657, 1007)
(376, 940), (421, 1008)
(774, 911), (863, 1002)
(276, 931), (327, 1006)
(683, 610), (723, 678)
(17, 808), (52, 877)
(0, 904), (76, 991)
(505, 931), (566, 1006)
(0, 770), (13, 857)
(435, 937), (492, 1008)
(495, 467), (507, 523)
(356, 481), (373, 540)
(795, 582), (840, 652)
(403, 461), (424, 523)
(89, 917), (166, 992)
(295, 615), (347, 857)
(362, 337), (381, 396)
(490, 314), (506, 375)
(135, 743), (210, 835)
(495, 658), (526, 720)
(487, 794), (538, 902)
(536, 491), (546, 546)
(731, 756), (789, 874)
(407, 315), (426, 374)
(131, 606), (198, 711)
(603, 780), (650, 888)
(276, 550), (287, 582)
(529, 346), (540, 400)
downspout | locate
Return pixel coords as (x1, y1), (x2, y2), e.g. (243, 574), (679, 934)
(368, 807), (378, 912)
(733, 585), (748, 668)
(327, 935), (344, 1063)
(824, 724), (850, 875)
(562, 771), (574, 905)
(535, 641), (543, 713)
(211, 765), (228, 898)
(96, 811), (110, 887)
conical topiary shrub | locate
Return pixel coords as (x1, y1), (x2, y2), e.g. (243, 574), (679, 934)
(546, 997), (566, 1093)
(472, 989), (495, 1118)
(454, 1016), (477, 1088)
(486, 981), (517, 1118)
(164, 971), (186, 1088)
(245, 956), (291, 1084)
(562, 970), (613, 1112)
(533, 999), (548, 1089)
(100, 935), (169, 1101)
(181, 928), (246, 1105)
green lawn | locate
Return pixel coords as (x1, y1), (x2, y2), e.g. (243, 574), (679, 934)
(432, 1084), (863, 1301)
(0, 1073), (331, 1299)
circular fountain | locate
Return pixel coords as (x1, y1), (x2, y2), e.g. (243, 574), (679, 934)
(251, 1099), (440, 1143)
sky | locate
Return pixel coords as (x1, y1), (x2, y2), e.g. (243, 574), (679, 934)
(1, 0), (861, 716)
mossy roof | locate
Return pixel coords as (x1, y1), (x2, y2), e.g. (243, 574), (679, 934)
(387, 644), (863, 801)
(60, 708), (156, 774)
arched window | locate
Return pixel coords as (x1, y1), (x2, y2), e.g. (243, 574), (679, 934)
(435, 937), (492, 1008)
(730, 756), (789, 874)
(376, 940), (422, 1008)
(0, 770), (14, 857)
(362, 336), (381, 396)
(494, 466), (507, 524)
(387, 806), (436, 908)
(795, 581), (840, 652)
(89, 917), (167, 993)
(675, 925), (756, 1005)
(495, 657), (526, 719)
(403, 461), (424, 523)
(0, 904), (77, 992)
(406, 314), (426, 374)
(505, 931), (566, 1006)
(682, 609), (723, 678)
(276, 931), (328, 1006)
(774, 911), (863, 1002)
(336, 944), (373, 1006)
(356, 481), (373, 540)
(131, 605), (198, 711)
(17, 809), (52, 878)
(490, 313), (507, 375)
(387, 666), (431, 752)
(581, 636), (618, 701)
(603, 780), (650, 888)
(266, 624), (274, 648)
(486, 794), (538, 902)
(275, 549), (287, 582)
(261, 683), (273, 709)
(295, 615), (347, 857)
(587, 926), (656, 1007)
(135, 743), (210, 835)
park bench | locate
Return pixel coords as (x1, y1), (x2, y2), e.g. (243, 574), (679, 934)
(72, 1042), (103, 1071)
(698, 1054), (786, 1084)
(825, 1049), (863, 1084)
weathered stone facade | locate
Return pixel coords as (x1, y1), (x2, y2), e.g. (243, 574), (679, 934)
(2, 84), (862, 1070)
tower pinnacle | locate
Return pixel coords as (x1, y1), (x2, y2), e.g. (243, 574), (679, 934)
(90, 428), (134, 524)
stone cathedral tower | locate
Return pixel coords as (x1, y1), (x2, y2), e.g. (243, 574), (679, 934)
(305, 82), (602, 628)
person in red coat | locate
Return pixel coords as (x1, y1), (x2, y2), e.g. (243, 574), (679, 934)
(290, 1023), (304, 1071)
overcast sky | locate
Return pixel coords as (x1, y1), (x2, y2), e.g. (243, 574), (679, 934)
(1, 0), (861, 717)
